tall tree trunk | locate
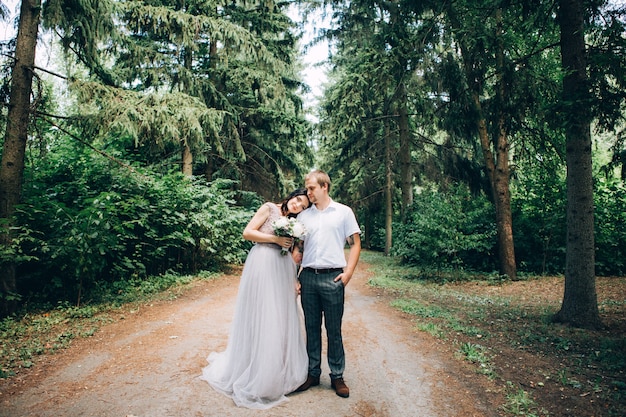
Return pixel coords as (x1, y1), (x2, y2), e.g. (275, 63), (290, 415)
(553, 0), (602, 329)
(388, 1), (412, 221)
(204, 37), (219, 180)
(448, 5), (517, 280)
(493, 8), (516, 280)
(0, 0), (41, 316)
(468, 72), (516, 280)
(181, 142), (193, 176)
(384, 119), (393, 256)
(181, 45), (194, 176)
(397, 82), (413, 221)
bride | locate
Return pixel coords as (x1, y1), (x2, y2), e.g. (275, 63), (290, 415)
(200, 189), (310, 409)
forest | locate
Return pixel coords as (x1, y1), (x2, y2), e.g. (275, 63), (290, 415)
(0, 0), (625, 334)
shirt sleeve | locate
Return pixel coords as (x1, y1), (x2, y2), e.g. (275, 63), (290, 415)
(343, 206), (361, 239)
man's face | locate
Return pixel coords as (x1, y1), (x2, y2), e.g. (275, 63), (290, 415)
(305, 178), (325, 204)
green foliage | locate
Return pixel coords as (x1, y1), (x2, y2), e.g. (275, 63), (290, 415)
(502, 383), (542, 417)
(416, 322), (445, 339)
(10, 139), (250, 306)
(391, 299), (451, 319)
(392, 184), (497, 271)
(594, 177), (626, 275)
(72, 82), (227, 157)
(511, 160), (567, 275)
(39, 0), (311, 201)
(315, 0), (624, 281)
(458, 342), (490, 371)
(1, 0), (310, 314)
(512, 161), (626, 276)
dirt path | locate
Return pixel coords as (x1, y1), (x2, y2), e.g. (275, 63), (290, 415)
(0, 262), (498, 417)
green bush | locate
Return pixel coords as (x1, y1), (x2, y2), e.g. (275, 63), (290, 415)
(594, 176), (626, 275)
(10, 141), (251, 306)
(511, 163), (567, 275)
(512, 165), (626, 276)
(392, 184), (497, 271)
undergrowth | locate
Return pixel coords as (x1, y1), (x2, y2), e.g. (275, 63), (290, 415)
(361, 250), (626, 417)
(0, 270), (219, 379)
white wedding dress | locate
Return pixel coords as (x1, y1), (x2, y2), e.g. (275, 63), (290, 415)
(200, 203), (308, 409)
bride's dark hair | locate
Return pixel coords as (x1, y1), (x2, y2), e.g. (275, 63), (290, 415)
(281, 188), (309, 217)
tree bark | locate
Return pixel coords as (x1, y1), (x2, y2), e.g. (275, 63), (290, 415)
(384, 119), (393, 256)
(204, 36), (219, 180)
(0, 0), (41, 316)
(181, 142), (193, 176)
(468, 71), (517, 280)
(448, 4), (517, 280)
(388, 1), (412, 221)
(553, 0), (602, 329)
(397, 82), (413, 221)
(493, 8), (516, 280)
(181, 44), (194, 177)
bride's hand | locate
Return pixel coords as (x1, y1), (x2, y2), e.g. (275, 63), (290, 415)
(276, 236), (293, 248)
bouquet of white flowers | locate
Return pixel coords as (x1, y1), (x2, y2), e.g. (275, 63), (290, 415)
(272, 216), (307, 255)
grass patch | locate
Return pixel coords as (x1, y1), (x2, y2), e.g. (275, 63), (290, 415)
(502, 382), (545, 417)
(457, 342), (497, 379)
(416, 322), (445, 339)
(390, 298), (451, 319)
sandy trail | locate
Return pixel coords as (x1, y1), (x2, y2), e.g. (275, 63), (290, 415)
(0, 262), (495, 417)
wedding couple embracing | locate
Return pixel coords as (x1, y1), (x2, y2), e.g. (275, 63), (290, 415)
(200, 169), (362, 409)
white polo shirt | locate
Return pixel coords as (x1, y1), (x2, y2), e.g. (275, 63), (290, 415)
(298, 200), (361, 269)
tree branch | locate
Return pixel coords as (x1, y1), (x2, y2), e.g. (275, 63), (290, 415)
(41, 116), (150, 179)
(33, 65), (69, 80)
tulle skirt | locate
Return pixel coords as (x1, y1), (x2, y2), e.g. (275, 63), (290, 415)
(200, 243), (308, 409)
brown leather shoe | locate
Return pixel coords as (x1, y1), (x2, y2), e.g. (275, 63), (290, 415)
(294, 375), (320, 392)
(331, 377), (350, 398)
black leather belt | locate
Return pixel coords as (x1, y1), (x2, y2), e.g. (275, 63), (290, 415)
(303, 267), (343, 274)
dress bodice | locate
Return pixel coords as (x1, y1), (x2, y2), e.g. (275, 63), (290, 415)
(256, 203), (283, 249)
(259, 203), (282, 235)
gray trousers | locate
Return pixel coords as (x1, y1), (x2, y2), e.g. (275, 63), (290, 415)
(299, 268), (345, 379)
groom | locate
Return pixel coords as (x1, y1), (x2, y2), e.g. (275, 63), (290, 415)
(294, 169), (361, 398)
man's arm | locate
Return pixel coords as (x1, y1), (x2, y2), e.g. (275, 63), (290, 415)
(335, 233), (361, 286)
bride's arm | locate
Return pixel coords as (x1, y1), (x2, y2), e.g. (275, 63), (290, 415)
(242, 204), (292, 248)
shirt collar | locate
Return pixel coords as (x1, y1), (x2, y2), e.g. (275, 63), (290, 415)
(313, 198), (336, 212)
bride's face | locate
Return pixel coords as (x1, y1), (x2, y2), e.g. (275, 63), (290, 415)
(287, 195), (310, 214)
